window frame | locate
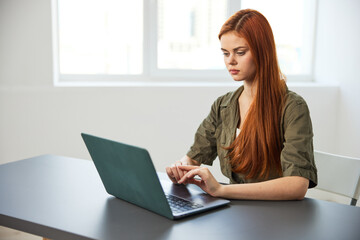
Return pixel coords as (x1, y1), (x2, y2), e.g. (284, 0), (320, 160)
(52, 0), (316, 86)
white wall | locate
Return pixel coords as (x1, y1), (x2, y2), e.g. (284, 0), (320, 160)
(314, 0), (360, 158)
(1, 0), (358, 183)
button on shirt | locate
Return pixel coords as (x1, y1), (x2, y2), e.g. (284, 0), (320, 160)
(186, 85), (318, 187)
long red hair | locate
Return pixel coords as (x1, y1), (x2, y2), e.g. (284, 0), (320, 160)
(219, 9), (287, 180)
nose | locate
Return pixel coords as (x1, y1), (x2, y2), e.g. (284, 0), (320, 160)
(226, 54), (237, 66)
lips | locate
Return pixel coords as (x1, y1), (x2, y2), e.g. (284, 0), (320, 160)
(229, 70), (240, 74)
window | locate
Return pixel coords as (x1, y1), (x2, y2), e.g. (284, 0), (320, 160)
(241, 0), (317, 78)
(57, 0), (143, 75)
(53, 0), (316, 85)
(157, 0), (228, 70)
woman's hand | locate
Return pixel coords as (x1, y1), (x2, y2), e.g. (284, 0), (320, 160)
(165, 160), (187, 184)
(165, 155), (200, 184)
(177, 165), (223, 197)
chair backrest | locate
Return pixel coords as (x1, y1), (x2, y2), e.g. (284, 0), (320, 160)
(315, 150), (360, 206)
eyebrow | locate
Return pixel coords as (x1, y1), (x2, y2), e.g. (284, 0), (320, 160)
(221, 46), (248, 52)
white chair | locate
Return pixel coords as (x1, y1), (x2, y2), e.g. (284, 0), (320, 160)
(310, 150), (360, 206)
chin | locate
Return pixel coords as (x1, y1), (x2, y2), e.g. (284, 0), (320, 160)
(232, 77), (245, 82)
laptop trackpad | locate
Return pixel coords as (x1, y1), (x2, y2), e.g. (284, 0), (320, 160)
(160, 178), (222, 205)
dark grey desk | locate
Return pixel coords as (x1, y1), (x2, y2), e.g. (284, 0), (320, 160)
(1, 155), (360, 240)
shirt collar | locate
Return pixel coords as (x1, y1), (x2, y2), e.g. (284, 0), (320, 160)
(220, 85), (244, 108)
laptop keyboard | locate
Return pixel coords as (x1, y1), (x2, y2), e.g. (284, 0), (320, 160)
(166, 194), (203, 214)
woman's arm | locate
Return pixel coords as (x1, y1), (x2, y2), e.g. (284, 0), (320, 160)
(166, 95), (226, 183)
(177, 165), (309, 200)
(218, 176), (309, 200)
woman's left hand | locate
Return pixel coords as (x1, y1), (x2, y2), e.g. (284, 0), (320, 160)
(177, 165), (223, 197)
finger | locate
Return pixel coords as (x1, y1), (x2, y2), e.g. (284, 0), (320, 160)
(170, 164), (181, 182)
(175, 162), (185, 180)
(178, 168), (202, 184)
(178, 165), (200, 171)
(187, 178), (202, 186)
(165, 166), (173, 177)
(165, 167), (177, 183)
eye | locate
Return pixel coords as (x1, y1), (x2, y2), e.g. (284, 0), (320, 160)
(236, 51), (245, 56)
(222, 52), (230, 57)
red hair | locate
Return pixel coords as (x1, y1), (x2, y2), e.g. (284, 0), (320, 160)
(219, 9), (287, 180)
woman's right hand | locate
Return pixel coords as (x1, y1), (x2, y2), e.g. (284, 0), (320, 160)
(165, 155), (199, 184)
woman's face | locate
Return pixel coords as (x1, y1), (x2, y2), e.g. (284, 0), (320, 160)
(220, 31), (256, 82)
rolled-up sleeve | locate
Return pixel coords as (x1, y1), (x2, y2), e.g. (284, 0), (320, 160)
(186, 99), (220, 165)
(281, 98), (318, 188)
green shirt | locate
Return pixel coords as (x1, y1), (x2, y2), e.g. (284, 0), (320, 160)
(187, 85), (318, 188)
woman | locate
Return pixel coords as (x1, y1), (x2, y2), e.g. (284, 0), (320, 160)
(166, 9), (317, 200)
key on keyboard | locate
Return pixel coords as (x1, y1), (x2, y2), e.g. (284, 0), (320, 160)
(166, 194), (203, 213)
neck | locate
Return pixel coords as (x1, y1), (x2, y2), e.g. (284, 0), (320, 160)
(242, 80), (257, 100)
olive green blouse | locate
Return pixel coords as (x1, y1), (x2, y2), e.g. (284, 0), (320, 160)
(186, 85), (318, 188)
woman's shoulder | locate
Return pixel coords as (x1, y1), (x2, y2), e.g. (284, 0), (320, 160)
(283, 89), (311, 119)
(285, 89), (308, 107)
(213, 85), (244, 107)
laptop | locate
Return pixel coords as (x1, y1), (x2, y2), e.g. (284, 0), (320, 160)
(81, 133), (230, 220)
